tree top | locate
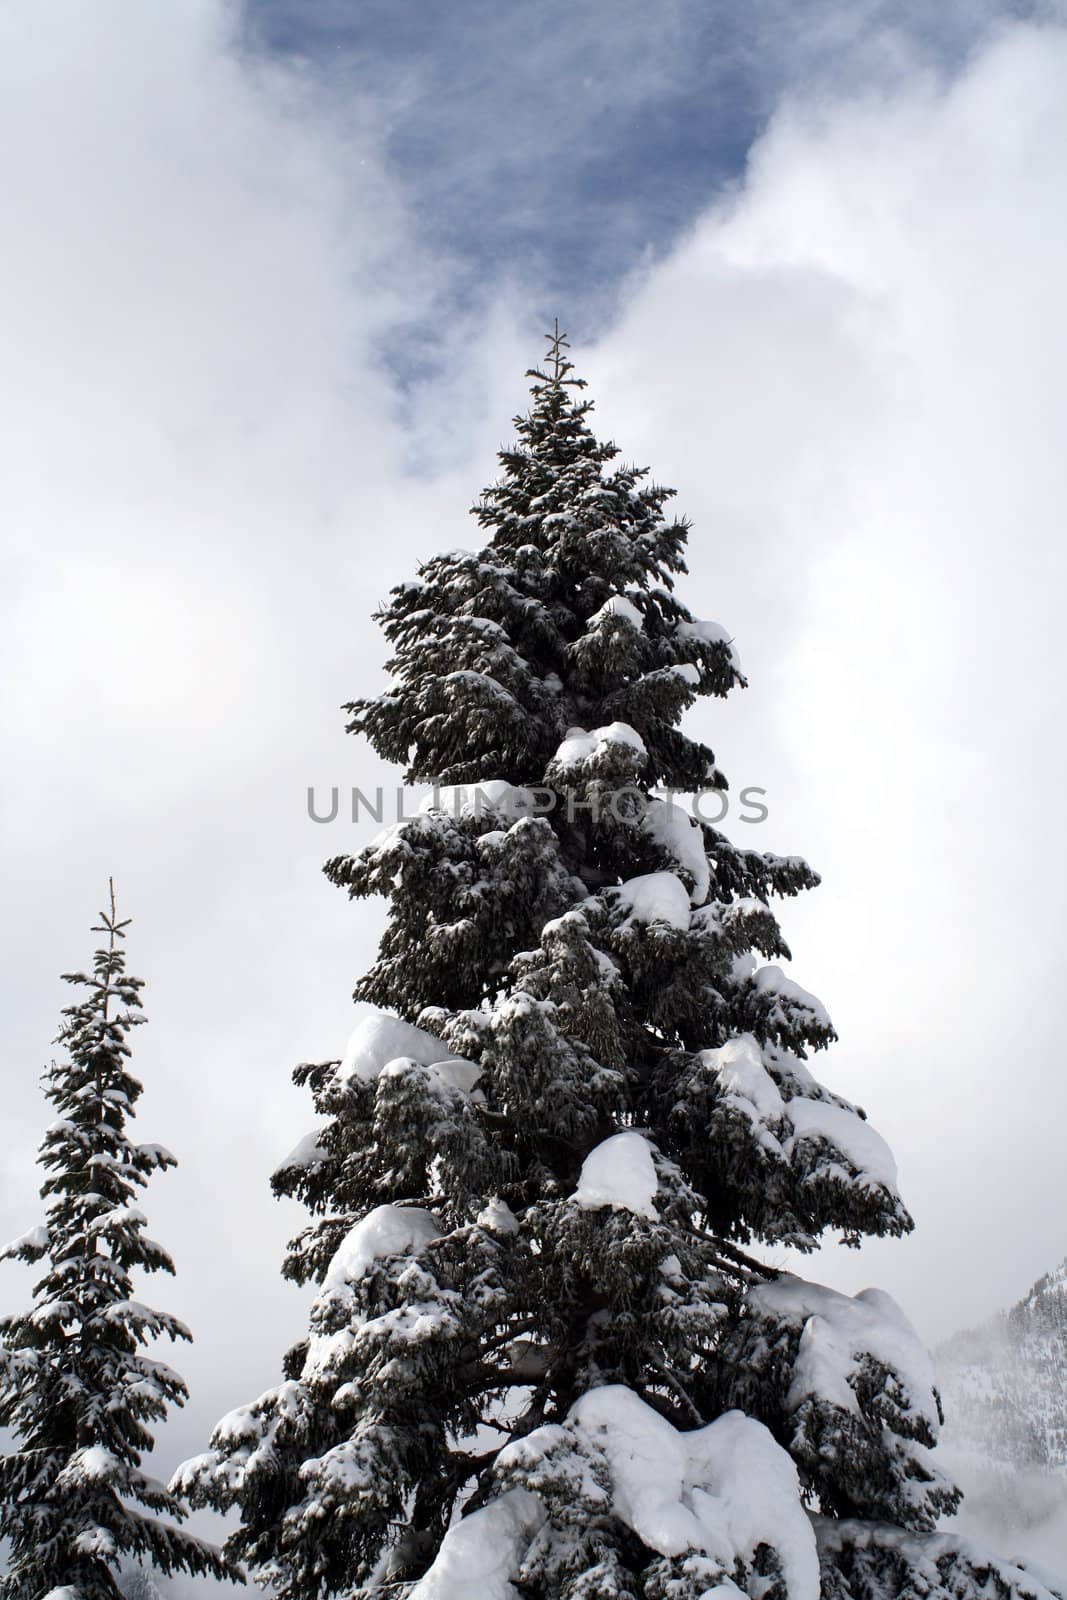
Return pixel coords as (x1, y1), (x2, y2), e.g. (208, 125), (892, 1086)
(525, 318), (587, 392)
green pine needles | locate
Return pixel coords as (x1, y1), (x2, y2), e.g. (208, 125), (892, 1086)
(179, 334), (1062, 1600)
(0, 886), (231, 1599)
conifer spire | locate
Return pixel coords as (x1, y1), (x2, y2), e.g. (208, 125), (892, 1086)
(546, 318), (568, 378)
(539, 319), (582, 386)
(0, 890), (233, 1599)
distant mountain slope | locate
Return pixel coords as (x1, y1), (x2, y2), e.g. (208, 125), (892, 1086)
(937, 1258), (1067, 1569)
(939, 1257), (1067, 1472)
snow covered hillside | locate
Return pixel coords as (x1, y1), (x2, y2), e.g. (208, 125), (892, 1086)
(938, 1259), (1067, 1572)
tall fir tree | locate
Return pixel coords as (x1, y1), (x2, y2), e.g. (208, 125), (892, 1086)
(179, 332), (1063, 1600)
(0, 887), (232, 1599)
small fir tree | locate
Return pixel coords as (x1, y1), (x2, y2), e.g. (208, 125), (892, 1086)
(179, 332), (1063, 1600)
(0, 887), (232, 1599)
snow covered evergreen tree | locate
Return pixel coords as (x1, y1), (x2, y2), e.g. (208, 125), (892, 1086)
(179, 331), (1064, 1600)
(0, 887), (232, 1599)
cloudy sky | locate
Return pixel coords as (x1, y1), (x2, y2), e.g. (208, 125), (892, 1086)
(2, 0), (1067, 1577)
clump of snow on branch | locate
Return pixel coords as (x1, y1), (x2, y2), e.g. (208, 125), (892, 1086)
(701, 1033), (787, 1130)
(0, 1223), (50, 1262)
(588, 594), (645, 631)
(319, 1204), (441, 1298)
(752, 1273), (938, 1431)
(415, 1385), (819, 1600)
(273, 1127), (328, 1174)
(337, 1008), (478, 1091)
(418, 779), (541, 823)
(675, 616), (742, 674)
(408, 1489), (546, 1600)
(476, 1197), (519, 1235)
(642, 796), (711, 903)
(615, 871), (692, 930)
(550, 721), (647, 771)
(568, 1388), (817, 1596)
(275, 1008), (482, 1180)
(784, 1098), (898, 1194)
(304, 1203), (442, 1381)
(699, 1031), (899, 1196)
(752, 965), (834, 1040)
(573, 1131), (659, 1221)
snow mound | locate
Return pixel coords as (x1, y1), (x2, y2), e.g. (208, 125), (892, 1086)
(476, 1198), (519, 1235)
(551, 721), (647, 770)
(56, 1446), (121, 1485)
(419, 780), (540, 822)
(273, 1128), (328, 1177)
(752, 1273), (939, 1431)
(337, 1007), (478, 1091)
(415, 1388), (818, 1598)
(675, 616), (742, 673)
(303, 1205), (443, 1382)
(697, 1033), (900, 1199)
(616, 872), (691, 930)
(0, 1224), (50, 1262)
(321, 1204), (440, 1298)
(752, 965), (833, 1032)
(700, 1033), (785, 1126)
(575, 1387), (817, 1596)
(573, 1131), (659, 1221)
(642, 798), (711, 904)
(409, 1488), (546, 1600)
(379, 1054), (483, 1099)
(589, 594), (644, 630)
(486, 1385), (818, 1599)
(785, 1098), (898, 1193)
